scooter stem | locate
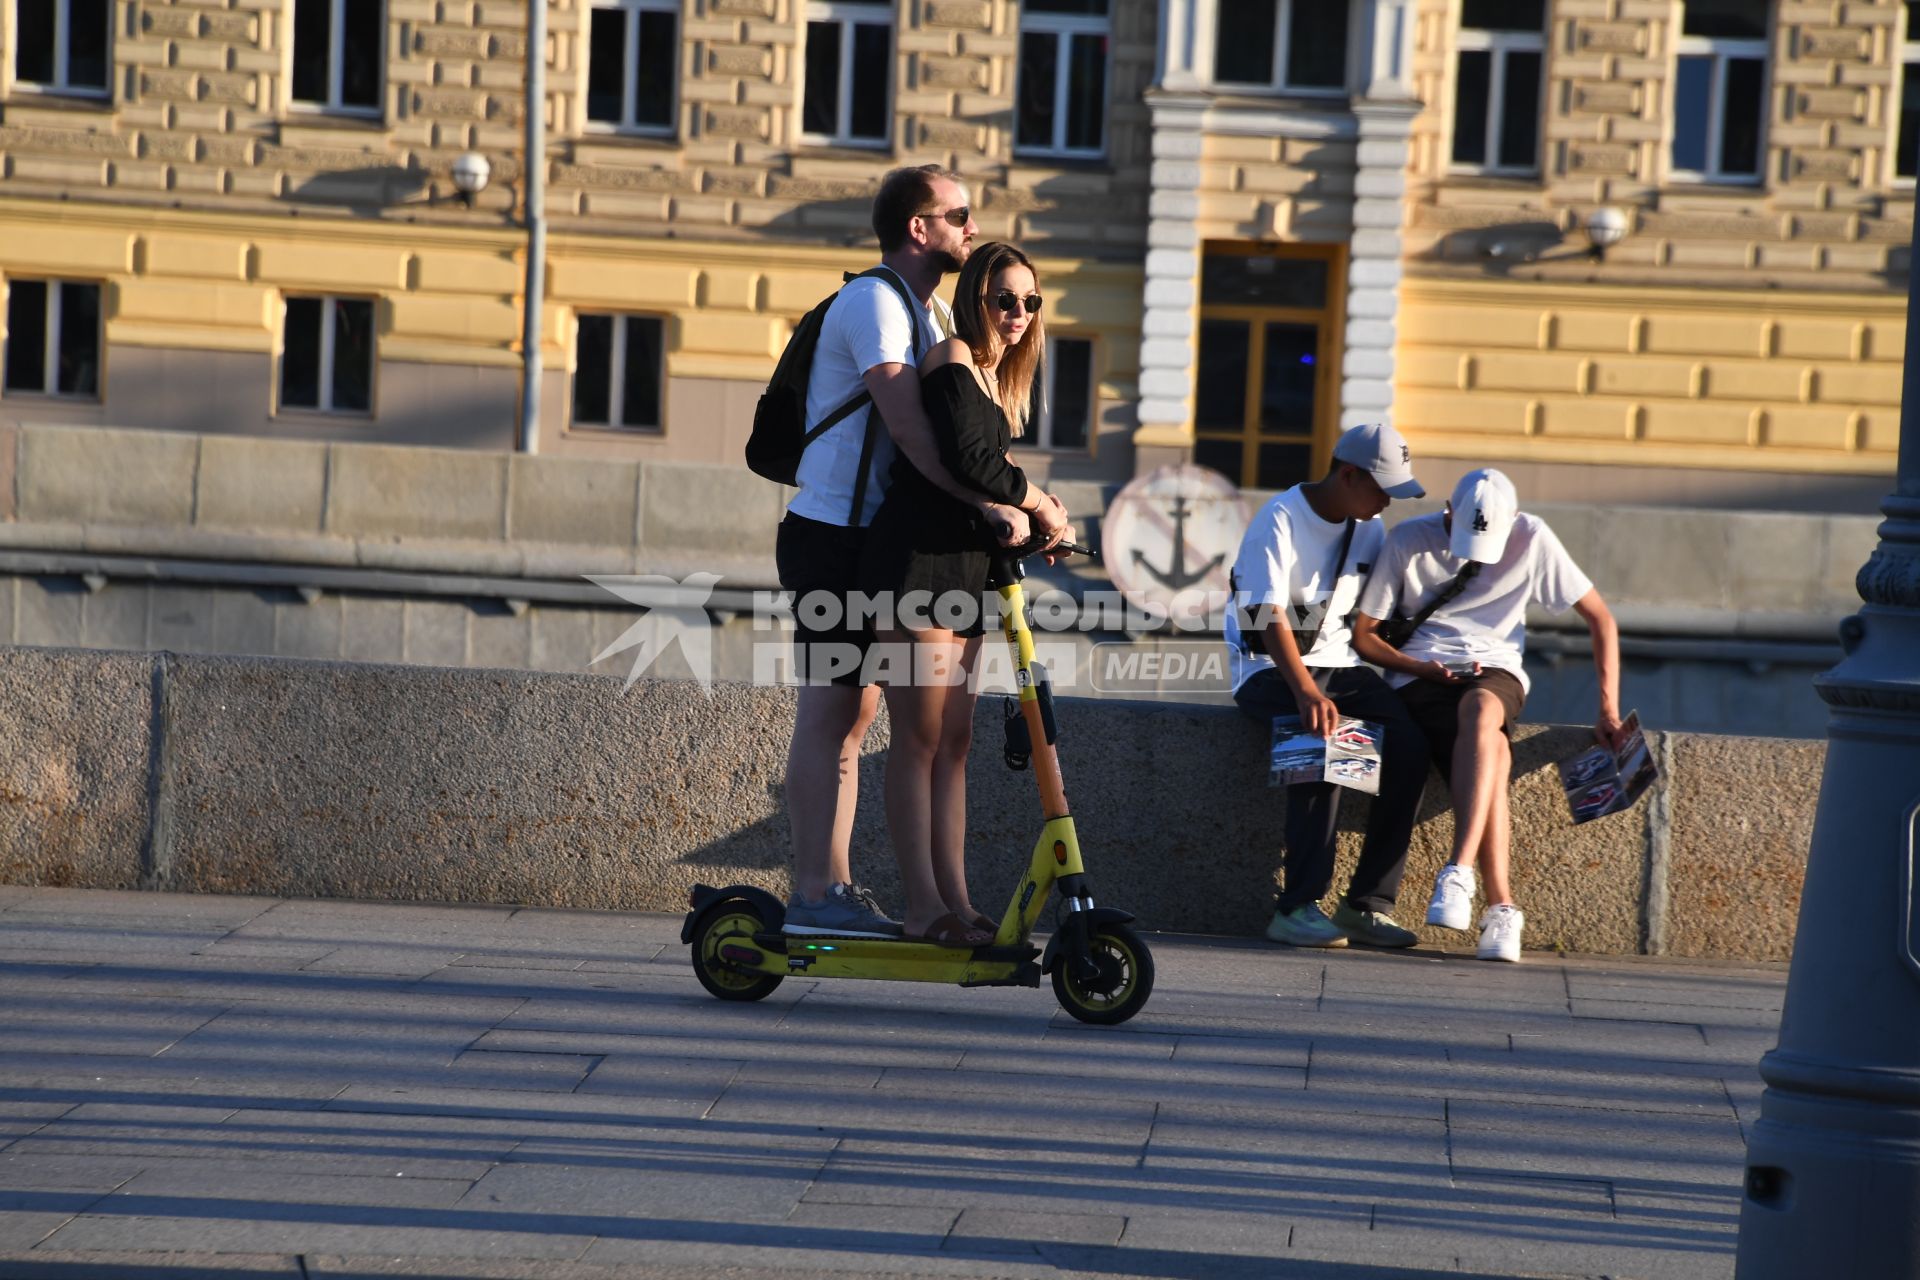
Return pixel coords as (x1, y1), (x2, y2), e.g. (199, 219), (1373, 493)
(1000, 577), (1069, 819)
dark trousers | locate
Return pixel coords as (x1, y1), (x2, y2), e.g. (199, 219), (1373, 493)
(1234, 666), (1429, 915)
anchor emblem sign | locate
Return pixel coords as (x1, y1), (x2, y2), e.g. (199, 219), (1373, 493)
(1105, 465), (1250, 619)
(1131, 494), (1227, 591)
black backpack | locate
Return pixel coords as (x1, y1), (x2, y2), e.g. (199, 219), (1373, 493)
(744, 267), (927, 523)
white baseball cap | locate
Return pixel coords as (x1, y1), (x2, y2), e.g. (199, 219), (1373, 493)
(1449, 468), (1518, 563)
(1331, 422), (1424, 499)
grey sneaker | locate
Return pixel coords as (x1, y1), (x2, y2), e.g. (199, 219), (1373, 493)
(1331, 902), (1418, 948)
(1265, 903), (1348, 948)
(784, 882), (903, 938)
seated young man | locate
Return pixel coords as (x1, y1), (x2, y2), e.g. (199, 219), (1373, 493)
(1351, 468), (1625, 962)
(1225, 422), (1432, 950)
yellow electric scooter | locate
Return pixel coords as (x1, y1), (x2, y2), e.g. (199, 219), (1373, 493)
(682, 539), (1154, 1024)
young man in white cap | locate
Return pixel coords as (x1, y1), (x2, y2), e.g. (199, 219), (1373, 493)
(1225, 423), (1434, 950)
(1352, 468), (1624, 962)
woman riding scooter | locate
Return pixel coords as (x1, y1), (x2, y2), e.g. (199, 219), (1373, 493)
(859, 242), (1069, 947)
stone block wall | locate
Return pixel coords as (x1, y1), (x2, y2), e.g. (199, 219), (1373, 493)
(1405, 0), (1916, 286)
(0, 0), (1156, 252)
(0, 647), (1821, 961)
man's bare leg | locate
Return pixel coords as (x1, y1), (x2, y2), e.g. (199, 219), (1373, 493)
(1446, 690), (1511, 871)
(1477, 733), (1515, 904)
(787, 682), (879, 901)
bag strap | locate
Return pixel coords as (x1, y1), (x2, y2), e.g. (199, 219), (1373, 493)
(1230, 518), (1356, 659)
(1400, 559), (1482, 641)
(840, 267), (930, 525)
(1297, 518), (1357, 658)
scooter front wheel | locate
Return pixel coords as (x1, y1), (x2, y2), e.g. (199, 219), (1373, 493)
(691, 900), (784, 1002)
(1052, 922), (1154, 1025)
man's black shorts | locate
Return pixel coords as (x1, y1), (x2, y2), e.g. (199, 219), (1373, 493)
(776, 512), (873, 687)
(1397, 667), (1526, 783)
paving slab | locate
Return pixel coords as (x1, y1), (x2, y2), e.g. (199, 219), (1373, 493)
(0, 1251), (302, 1278)
(0, 888), (1785, 1279)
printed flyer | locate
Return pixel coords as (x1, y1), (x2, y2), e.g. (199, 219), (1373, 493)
(1557, 711), (1658, 824)
(1269, 716), (1384, 795)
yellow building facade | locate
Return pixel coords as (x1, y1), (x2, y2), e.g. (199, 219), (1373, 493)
(0, 0), (1908, 507)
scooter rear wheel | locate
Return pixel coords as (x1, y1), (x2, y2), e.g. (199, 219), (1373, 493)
(1052, 922), (1154, 1025)
(691, 901), (784, 1002)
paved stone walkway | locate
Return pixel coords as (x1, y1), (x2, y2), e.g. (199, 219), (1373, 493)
(0, 886), (1781, 1279)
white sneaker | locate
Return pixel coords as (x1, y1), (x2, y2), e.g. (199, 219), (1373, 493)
(1425, 864), (1476, 931)
(1478, 904), (1524, 963)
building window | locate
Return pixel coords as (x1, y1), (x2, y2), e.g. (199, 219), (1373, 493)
(801, 0), (892, 147)
(573, 314), (664, 431)
(1451, 0), (1544, 173)
(291, 0), (383, 114)
(281, 297), (374, 415)
(1027, 337), (1094, 450)
(1671, 0), (1768, 183)
(586, 0), (678, 133)
(1898, 1), (1920, 179)
(14, 0), (110, 95)
(1211, 0), (1347, 93)
(4, 280), (101, 400)
(1017, 0), (1109, 158)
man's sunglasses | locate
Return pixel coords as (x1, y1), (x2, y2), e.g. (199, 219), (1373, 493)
(916, 206), (970, 227)
(993, 290), (1043, 315)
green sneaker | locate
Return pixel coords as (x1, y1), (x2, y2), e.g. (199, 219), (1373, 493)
(1331, 903), (1418, 948)
(1265, 903), (1349, 948)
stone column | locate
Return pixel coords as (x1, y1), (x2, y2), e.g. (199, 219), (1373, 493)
(1134, 92), (1207, 471)
(1340, 0), (1420, 434)
(1732, 218), (1920, 1275)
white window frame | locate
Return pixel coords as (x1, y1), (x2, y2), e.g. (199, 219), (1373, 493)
(584, 0), (679, 136)
(1030, 335), (1095, 451)
(1670, 29), (1769, 184)
(1204, 0), (1347, 96)
(799, 1), (894, 149)
(1015, 9), (1111, 160)
(1450, 23), (1545, 176)
(280, 295), (374, 416)
(12, 0), (111, 97)
(3, 279), (102, 400)
(573, 312), (665, 432)
(290, 0), (384, 118)
(1896, 5), (1920, 184)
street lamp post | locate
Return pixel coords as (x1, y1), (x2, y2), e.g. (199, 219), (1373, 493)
(1733, 225), (1920, 1275)
(519, 0), (547, 455)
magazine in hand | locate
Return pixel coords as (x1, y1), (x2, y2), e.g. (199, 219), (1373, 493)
(1269, 716), (1384, 795)
(1557, 710), (1657, 824)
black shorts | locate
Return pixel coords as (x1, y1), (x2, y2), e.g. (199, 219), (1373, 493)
(776, 512), (874, 687)
(1397, 667), (1526, 783)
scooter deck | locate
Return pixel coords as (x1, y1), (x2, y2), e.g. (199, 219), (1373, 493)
(738, 931), (1042, 987)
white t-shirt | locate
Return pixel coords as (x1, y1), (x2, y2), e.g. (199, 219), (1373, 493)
(1224, 485), (1385, 693)
(787, 268), (953, 528)
(1356, 511), (1592, 695)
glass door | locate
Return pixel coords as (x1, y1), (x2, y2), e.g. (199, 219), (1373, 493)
(1191, 242), (1344, 491)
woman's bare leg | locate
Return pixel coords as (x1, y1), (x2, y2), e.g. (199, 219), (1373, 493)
(878, 627), (964, 936)
(930, 636), (985, 921)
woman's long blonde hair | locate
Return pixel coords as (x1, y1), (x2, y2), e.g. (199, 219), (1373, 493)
(951, 242), (1044, 437)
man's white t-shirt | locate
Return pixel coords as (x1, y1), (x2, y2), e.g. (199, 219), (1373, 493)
(1224, 485), (1385, 693)
(1356, 512), (1592, 695)
(788, 268), (953, 528)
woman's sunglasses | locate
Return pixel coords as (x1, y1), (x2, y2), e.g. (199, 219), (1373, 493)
(993, 290), (1043, 315)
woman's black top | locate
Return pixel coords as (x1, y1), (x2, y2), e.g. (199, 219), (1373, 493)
(859, 363), (1028, 635)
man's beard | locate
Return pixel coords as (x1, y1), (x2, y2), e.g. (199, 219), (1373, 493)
(931, 242), (969, 274)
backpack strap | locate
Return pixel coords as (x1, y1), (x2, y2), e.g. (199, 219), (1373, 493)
(839, 267), (932, 525)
